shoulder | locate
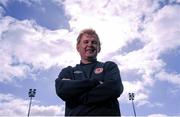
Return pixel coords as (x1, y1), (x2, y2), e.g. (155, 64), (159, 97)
(58, 66), (73, 77)
(61, 63), (83, 73)
(104, 61), (118, 67)
(61, 66), (73, 72)
(96, 61), (118, 68)
(60, 64), (80, 74)
(103, 61), (119, 71)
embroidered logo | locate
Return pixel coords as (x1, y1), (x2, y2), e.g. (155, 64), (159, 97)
(74, 70), (83, 74)
(94, 68), (103, 74)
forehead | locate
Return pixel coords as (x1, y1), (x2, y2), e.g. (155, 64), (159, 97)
(81, 34), (98, 41)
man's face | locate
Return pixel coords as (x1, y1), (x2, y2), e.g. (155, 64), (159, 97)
(76, 34), (100, 61)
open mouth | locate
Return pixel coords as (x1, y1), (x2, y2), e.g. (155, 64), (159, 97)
(85, 48), (96, 53)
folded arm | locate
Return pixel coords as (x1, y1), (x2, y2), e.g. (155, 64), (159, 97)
(78, 62), (124, 104)
(55, 66), (99, 102)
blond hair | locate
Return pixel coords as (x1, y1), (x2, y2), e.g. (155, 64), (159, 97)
(76, 29), (100, 45)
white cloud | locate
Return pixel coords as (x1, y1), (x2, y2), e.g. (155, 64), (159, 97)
(115, 4), (180, 73)
(0, 16), (79, 82)
(0, 93), (64, 116)
(147, 113), (169, 117)
(138, 4), (180, 85)
(119, 81), (150, 107)
(114, 1), (180, 106)
(31, 105), (64, 116)
(156, 70), (180, 85)
(142, 5), (180, 52)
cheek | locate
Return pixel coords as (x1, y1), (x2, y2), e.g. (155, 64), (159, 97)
(77, 47), (85, 54)
(77, 44), (83, 51)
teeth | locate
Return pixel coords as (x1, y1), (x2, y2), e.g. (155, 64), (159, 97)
(86, 49), (94, 52)
(86, 49), (93, 51)
(86, 48), (95, 52)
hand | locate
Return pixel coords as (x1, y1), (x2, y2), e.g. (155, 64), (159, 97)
(62, 78), (71, 80)
(90, 78), (103, 85)
(99, 81), (104, 84)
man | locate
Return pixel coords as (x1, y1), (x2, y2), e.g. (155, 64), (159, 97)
(55, 29), (124, 116)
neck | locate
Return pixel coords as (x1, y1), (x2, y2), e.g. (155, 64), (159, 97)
(81, 58), (97, 64)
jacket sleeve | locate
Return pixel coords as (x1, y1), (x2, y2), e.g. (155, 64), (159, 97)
(78, 61), (124, 104)
(55, 66), (99, 102)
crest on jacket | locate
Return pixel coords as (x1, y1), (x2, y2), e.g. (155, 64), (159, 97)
(94, 67), (103, 74)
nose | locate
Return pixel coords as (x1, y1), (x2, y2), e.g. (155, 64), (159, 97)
(87, 41), (93, 46)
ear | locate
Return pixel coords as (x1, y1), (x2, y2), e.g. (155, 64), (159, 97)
(98, 46), (101, 53)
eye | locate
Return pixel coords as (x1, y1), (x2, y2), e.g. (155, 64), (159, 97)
(92, 41), (97, 44)
(83, 40), (89, 44)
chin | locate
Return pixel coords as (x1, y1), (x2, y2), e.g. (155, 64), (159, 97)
(87, 54), (97, 57)
(87, 56), (96, 60)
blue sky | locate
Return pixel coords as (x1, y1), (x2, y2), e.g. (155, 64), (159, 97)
(0, 0), (180, 116)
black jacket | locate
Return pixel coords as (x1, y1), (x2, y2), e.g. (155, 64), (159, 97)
(55, 61), (123, 116)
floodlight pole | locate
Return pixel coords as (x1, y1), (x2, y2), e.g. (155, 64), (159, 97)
(27, 89), (36, 117)
(129, 93), (136, 117)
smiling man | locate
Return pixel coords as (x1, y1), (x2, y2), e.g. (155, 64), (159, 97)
(55, 29), (124, 116)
